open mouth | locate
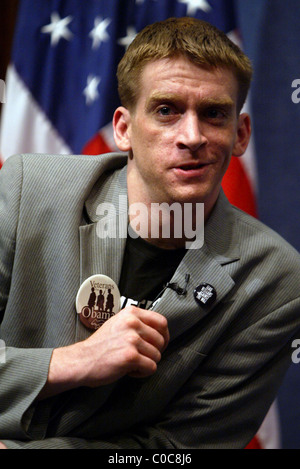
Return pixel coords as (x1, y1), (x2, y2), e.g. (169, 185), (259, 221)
(179, 163), (207, 170)
(172, 162), (211, 178)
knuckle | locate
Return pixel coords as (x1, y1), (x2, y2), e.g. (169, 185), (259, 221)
(148, 361), (158, 374)
(159, 315), (168, 329)
(126, 332), (141, 347)
(123, 347), (140, 364)
(123, 305), (138, 316)
(157, 335), (165, 350)
(121, 316), (133, 329)
(122, 313), (140, 330)
(152, 311), (168, 328)
(155, 350), (162, 363)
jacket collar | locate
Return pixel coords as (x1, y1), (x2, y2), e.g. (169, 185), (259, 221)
(80, 162), (128, 282)
(204, 189), (240, 265)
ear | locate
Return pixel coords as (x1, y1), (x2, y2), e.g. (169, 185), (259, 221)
(113, 106), (132, 152)
(232, 113), (251, 157)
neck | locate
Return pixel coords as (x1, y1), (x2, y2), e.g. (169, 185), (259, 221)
(127, 195), (206, 251)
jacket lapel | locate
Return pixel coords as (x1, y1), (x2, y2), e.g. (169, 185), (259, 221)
(153, 190), (240, 342)
(153, 243), (237, 342)
(76, 165), (128, 341)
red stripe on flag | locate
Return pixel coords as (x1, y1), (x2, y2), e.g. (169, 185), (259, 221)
(245, 436), (262, 449)
(222, 157), (258, 218)
(82, 132), (112, 155)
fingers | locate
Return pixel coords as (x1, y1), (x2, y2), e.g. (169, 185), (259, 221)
(122, 337), (161, 378)
(125, 328), (162, 364)
(122, 306), (170, 352)
(118, 306), (170, 378)
(120, 309), (168, 352)
(139, 323), (166, 353)
(102, 305), (169, 377)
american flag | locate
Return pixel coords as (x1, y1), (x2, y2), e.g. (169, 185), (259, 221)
(0, 0), (279, 448)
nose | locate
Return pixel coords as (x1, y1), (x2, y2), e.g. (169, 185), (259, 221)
(176, 112), (207, 152)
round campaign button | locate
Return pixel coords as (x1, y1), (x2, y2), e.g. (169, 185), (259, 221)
(76, 274), (121, 331)
(193, 283), (216, 307)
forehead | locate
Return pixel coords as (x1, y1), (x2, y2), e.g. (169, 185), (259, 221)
(137, 56), (239, 107)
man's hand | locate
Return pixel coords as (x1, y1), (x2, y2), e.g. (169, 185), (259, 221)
(0, 442), (7, 449)
(39, 306), (169, 399)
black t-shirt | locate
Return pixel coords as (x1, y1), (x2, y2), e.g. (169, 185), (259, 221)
(119, 236), (187, 309)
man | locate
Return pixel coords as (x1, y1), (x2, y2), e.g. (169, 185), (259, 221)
(0, 17), (299, 449)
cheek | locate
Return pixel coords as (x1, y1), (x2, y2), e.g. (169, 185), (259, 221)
(131, 135), (163, 176)
(209, 132), (236, 159)
(132, 126), (168, 165)
(131, 123), (157, 150)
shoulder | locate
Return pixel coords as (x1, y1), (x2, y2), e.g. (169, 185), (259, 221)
(207, 191), (299, 271)
(2, 152), (127, 177)
(230, 205), (300, 301)
(232, 204), (299, 259)
(0, 153), (128, 226)
(1, 152), (127, 197)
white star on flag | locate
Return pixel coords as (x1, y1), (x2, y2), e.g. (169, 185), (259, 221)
(89, 16), (111, 49)
(178, 0), (211, 15)
(118, 26), (137, 49)
(83, 75), (101, 105)
(41, 12), (73, 46)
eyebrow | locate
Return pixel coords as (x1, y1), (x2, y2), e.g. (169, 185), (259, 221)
(199, 97), (235, 109)
(145, 92), (235, 112)
(145, 93), (182, 111)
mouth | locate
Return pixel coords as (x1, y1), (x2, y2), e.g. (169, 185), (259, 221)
(173, 161), (212, 174)
(177, 162), (208, 170)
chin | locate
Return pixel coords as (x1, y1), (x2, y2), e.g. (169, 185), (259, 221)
(170, 189), (209, 204)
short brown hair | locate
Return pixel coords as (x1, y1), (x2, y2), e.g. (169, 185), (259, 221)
(117, 17), (253, 112)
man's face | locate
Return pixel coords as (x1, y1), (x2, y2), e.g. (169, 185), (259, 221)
(114, 56), (250, 217)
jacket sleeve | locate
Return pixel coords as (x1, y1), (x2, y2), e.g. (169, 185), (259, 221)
(0, 155), (54, 440)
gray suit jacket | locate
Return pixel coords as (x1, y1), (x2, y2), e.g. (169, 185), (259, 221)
(0, 152), (300, 449)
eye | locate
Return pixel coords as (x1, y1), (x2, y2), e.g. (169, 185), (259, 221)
(203, 107), (230, 126)
(205, 108), (224, 119)
(158, 106), (173, 116)
(155, 104), (181, 122)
